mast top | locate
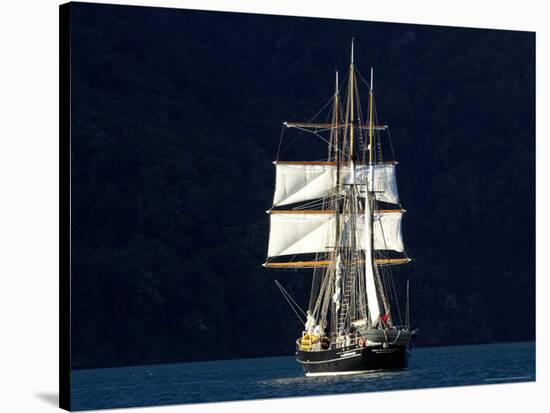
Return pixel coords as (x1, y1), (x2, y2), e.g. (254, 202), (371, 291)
(351, 38), (355, 65)
(370, 67), (374, 91)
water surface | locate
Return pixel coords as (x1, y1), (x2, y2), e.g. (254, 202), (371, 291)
(72, 341), (535, 410)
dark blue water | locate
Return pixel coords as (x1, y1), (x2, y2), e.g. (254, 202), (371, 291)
(71, 341), (535, 411)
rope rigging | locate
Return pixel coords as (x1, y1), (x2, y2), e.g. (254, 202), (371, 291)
(269, 59), (409, 337)
(274, 279), (306, 324)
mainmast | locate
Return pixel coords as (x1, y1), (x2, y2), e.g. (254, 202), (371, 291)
(336, 39), (360, 335)
(334, 70), (340, 252)
(331, 70), (342, 333)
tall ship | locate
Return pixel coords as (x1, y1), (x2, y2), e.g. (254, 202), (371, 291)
(263, 41), (416, 376)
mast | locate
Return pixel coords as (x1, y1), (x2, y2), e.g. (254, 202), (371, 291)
(333, 39), (357, 336)
(350, 39), (355, 160)
(332, 70), (342, 333)
(349, 40), (359, 326)
(363, 66), (382, 326)
(334, 70), (340, 251)
(368, 68), (374, 164)
(368, 68), (392, 322)
(406, 279), (410, 329)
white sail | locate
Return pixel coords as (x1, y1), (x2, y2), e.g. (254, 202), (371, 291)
(356, 164), (399, 205)
(267, 211), (404, 258)
(363, 190), (381, 323)
(273, 162), (399, 207)
(369, 211), (405, 252)
(273, 163), (335, 207)
(267, 212), (335, 257)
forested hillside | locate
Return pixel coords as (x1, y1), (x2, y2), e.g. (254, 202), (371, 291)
(69, 3), (535, 368)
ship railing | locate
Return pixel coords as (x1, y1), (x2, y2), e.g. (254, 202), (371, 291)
(296, 334), (362, 351)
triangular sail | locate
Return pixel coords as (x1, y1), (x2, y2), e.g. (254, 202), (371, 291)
(364, 185), (381, 323)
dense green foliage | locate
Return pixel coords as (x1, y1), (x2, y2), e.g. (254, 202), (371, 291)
(70, 3), (535, 368)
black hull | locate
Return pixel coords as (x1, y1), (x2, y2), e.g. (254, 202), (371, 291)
(297, 344), (409, 376)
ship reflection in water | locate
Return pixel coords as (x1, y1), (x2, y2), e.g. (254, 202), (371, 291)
(71, 342), (534, 411)
(260, 368), (411, 397)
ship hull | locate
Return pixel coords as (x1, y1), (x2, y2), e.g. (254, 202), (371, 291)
(296, 344), (409, 376)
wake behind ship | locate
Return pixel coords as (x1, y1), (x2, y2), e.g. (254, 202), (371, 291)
(263, 40), (416, 376)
